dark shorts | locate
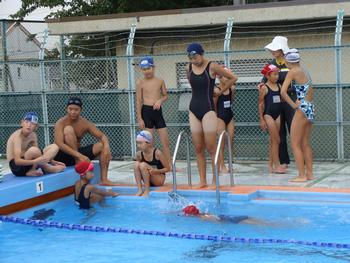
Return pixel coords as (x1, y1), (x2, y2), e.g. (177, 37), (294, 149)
(141, 105), (166, 129)
(54, 144), (97, 166)
(9, 159), (33, 177)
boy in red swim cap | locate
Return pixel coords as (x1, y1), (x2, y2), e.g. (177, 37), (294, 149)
(182, 205), (266, 225)
(74, 161), (119, 209)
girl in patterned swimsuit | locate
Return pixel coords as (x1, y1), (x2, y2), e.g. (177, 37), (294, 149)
(281, 49), (314, 182)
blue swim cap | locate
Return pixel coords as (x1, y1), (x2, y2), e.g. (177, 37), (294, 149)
(139, 57), (154, 68)
(187, 43), (204, 57)
(23, 112), (39, 124)
(285, 48), (300, 63)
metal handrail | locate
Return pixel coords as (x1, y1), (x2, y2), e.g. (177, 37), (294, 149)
(214, 130), (235, 206)
(172, 130), (192, 193)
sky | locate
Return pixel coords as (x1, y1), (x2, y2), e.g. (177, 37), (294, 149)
(0, 0), (60, 49)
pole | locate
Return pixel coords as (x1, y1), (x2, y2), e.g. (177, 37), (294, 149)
(126, 23), (137, 157)
(335, 9), (344, 161)
(224, 17), (233, 68)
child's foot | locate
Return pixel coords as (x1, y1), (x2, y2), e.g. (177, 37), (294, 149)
(268, 167), (274, 174)
(100, 180), (119, 186)
(142, 190), (150, 197)
(307, 174), (314, 180)
(26, 169), (44, 177)
(208, 184), (217, 190)
(193, 183), (207, 189)
(219, 166), (229, 175)
(289, 176), (307, 182)
(135, 189), (143, 196)
(274, 166), (287, 174)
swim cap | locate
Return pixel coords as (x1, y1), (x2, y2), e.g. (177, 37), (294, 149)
(23, 112), (39, 124)
(187, 43), (204, 57)
(75, 161), (94, 177)
(136, 130), (153, 144)
(67, 97), (83, 108)
(139, 57), (154, 68)
(284, 48), (300, 63)
(261, 64), (280, 76)
(183, 205), (200, 215)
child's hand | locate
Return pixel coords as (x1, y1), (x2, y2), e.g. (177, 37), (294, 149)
(138, 119), (145, 129)
(213, 87), (221, 97)
(36, 155), (50, 165)
(153, 101), (162, 110)
(148, 168), (158, 176)
(259, 120), (267, 131)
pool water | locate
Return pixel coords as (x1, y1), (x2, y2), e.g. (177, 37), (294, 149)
(1, 190), (350, 263)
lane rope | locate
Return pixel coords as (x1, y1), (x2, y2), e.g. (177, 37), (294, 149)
(1, 215), (349, 249)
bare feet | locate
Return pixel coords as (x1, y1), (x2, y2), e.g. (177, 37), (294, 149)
(26, 169), (44, 177)
(207, 184), (217, 190)
(268, 167), (274, 174)
(219, 166), (229, 175)
(307, 175), (314, 180)
(43, 164), (65, 173)
(289, 176), (307, 182)
(135, 189), (143, 196)
(193, 183), (208, 189)
(274, 166), (287, 174)
(100, 180), (119, 186)
(142, 190), (150, 197)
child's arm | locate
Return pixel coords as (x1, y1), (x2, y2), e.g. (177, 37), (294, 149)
(90, 185), (119, 197)
(281, 70), (299, 109)
(148, 149), (170, 175)
(136, 79), (145, 128)
(153, 79), (168, 110)
(212, 64), (238, 96)
(258, 86), (267, 131)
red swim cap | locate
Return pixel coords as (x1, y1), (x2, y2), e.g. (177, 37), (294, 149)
(183, 205), (200, 215)
(261, 64), (279, 77)
(75, 161), (94, 177)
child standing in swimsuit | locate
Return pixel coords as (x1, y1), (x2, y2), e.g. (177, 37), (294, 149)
(258, 65), (286, 174)
(281, 49), (314, 182)
(134, 130), (170, 196)
(6, 112), (65, 176)
(74, 161), (119, 209)
(136, 57), (171, 167)
(214, 66), (236, 174)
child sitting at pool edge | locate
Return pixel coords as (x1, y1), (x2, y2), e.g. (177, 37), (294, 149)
(134, 130), (170, 197)
(74, 161), (119, 209)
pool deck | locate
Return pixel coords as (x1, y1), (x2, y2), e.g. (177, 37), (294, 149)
(2, 159), (348, 194)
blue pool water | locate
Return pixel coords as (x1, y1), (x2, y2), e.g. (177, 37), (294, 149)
(1, 190), (350, 263)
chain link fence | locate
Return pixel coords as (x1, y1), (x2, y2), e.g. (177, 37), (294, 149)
(1, 45), (349, 161)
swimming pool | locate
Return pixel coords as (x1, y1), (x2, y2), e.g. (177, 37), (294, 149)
(1, 189), (350, 263)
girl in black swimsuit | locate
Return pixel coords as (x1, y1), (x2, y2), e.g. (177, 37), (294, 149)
(258, 64), (286, 174)
(134, 130), (170, 196)
(186, 43), (237, 188)
(214, 66), (236, 174)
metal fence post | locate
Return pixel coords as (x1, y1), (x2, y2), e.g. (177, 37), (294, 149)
(335, 9), (344, 161)
(126, 23), (137, 157)
(60, 35), (68, 90)
(39, 29), (50, 146)
(224, 17), (233, 68)
(1, 21), (9, 92)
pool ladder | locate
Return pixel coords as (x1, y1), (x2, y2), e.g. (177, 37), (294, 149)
(214, 130), (235, 205)
(171, 130), (235, 206)
(172, 130), (192, 193)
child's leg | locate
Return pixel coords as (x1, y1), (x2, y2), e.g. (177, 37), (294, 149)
(189, 112), (207, 188)
(202, 112), (218, 186)
(264, 115), (285, 173)
(139, 162), (152, 196)
(90, 193), (104, 205)
(157, 127), (171, 168)
(24, 147), (43, 176)
(302, 122), (313, 180)
(217, 118), (228, 173)
(150, 173), (166, 187)
(134, 161), (143, 196)
(290, 111), (308, 182)
(41, 144), (65, 173)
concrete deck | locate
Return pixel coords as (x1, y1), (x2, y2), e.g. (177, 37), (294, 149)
(2, 159), (348, 192)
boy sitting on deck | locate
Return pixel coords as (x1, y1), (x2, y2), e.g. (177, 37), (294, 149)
(6, 112), (65, 176)
(74, 161), (119, 209)
(134, 130), (170, 197)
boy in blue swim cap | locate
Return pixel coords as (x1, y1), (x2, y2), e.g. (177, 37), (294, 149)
(6, 112), (66, 176)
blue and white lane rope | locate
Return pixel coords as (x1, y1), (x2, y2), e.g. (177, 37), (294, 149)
(1, 215), (349, 249)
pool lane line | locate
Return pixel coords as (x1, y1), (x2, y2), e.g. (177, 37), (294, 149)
(1, 215), (350, 250)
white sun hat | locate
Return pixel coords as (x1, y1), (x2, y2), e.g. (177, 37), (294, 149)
(265, 36), (289, 54)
